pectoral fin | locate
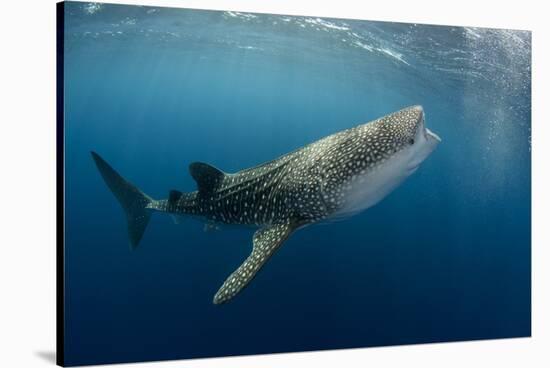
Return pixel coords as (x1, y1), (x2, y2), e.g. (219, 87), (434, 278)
(213, 222), (298, 304)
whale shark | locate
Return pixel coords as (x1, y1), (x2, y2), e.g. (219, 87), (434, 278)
(92, 105), (441, 304)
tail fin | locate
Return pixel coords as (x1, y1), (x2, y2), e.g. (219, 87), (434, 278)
(91, 151), (153, 249)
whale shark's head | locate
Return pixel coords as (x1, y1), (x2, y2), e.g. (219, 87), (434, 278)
(339, 105), (441, 176)
(322, 105), (441, 219)
(379, 105), (441, 173)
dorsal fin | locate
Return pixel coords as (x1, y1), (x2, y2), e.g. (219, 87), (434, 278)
(189, 162), (226, 195)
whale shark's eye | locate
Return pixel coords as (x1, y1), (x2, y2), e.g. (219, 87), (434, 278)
(409, 138), (415, 145)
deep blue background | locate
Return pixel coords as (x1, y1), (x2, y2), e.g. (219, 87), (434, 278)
(63, 2), (531, 366)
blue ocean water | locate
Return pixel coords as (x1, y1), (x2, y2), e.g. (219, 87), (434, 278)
(62, 2), (531, 366)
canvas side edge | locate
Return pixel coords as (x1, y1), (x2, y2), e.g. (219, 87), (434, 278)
(56, 2), (66, 367)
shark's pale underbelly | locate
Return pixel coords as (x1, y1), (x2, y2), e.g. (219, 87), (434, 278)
(327, 153), (413, 220)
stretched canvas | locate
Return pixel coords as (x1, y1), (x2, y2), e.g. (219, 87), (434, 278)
(56, 1), (531, 366)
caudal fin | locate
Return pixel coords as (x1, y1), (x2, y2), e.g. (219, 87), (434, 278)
(91, 151), (153, 249)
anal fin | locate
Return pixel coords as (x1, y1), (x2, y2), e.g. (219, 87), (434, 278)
(203, 222), (221, 232)
(171, 215), (182, 225)
(213, 221), (298, 304)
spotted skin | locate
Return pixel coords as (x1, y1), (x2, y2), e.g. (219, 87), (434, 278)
(213, 222), (297, 304)
(92, 106), (441, 304)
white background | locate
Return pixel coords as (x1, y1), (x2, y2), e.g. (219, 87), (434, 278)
(0, 0), (548, 367)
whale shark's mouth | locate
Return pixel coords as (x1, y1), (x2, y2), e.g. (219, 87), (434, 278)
(426, 128), (441, 142)
(414, 106), (441, 144)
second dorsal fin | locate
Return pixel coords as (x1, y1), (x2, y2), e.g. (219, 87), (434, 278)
(168, 190), (183, 204)
(189, 162), (226, 195)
